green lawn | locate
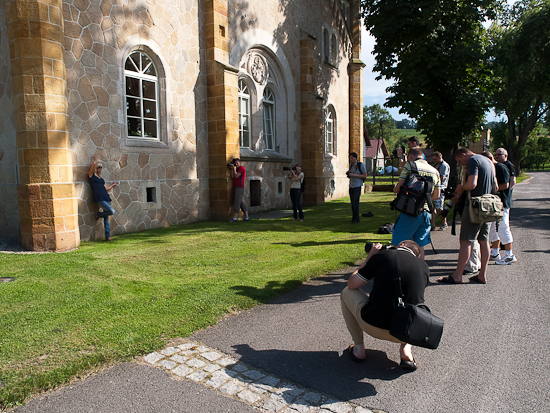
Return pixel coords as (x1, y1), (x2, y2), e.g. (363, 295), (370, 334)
(0, 191), (395, 409)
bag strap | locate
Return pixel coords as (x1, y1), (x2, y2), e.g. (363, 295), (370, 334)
(388, 249), (405, 307)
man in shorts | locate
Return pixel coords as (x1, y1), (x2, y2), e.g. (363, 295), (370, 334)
(431, 151), (450, 231)
(438, 148), (497, 284)
(391, 148), (440, 260)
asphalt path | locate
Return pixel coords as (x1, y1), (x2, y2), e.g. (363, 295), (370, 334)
(192, 171), (550, 413)
(11, 171), (550, 413)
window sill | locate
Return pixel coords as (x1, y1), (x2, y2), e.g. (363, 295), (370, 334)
(239, 148), (293, 163)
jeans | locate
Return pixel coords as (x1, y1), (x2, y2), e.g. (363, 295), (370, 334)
(96, 200), (115, 239)
(290, 188), (304, 220)
(349, 186), (362, 223)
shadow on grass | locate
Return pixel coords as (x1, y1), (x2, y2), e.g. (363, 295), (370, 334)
(108, 193), (397, 241)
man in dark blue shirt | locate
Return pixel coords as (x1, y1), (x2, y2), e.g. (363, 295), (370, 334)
(88, 155), (118, 241)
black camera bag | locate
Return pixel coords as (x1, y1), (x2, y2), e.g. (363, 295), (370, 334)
(387, 249), (444, 350)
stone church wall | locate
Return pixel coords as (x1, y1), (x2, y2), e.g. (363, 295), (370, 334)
(64, 0), (209, 240)
(0, 1), (21, 241)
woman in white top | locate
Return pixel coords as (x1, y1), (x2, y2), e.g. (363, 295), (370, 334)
(288, 164), (304, 221)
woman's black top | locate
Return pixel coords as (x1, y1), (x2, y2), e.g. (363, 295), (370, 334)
(358, 248), (429, 330)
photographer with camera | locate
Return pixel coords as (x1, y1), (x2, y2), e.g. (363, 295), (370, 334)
(286, 164), (304, 221)
(437, 148), (497, 284)
(391, 148), (440, 260)
(228, 158), (249, 222)
(396, 136), (424, 169)
(431, 151), (450, 231)
(347, 152), (368, 224)
(340, 240), (428, 371)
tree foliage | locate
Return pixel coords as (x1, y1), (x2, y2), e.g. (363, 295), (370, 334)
(488, 0), (550, 173)
(360, 0), (500, 153)
(395, 119), (417, 129)
(363, 104), (402, 153)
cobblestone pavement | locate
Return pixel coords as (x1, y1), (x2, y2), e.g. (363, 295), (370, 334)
(141, 341), (385, 413)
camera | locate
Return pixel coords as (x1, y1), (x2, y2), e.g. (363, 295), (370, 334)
(227, 163), (235, 167)
(364, 242), (393, 254)
(439, 187), (456, 218)
(345, 171), (350, 178)
(439, 200), (454, 218)
(283, 166), (297, 171)
(392, 145), (406, 158)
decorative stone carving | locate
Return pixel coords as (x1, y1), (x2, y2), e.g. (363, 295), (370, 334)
(247, 53), (268, 85)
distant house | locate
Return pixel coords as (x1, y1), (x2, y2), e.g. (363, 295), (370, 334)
(363, 138), (390, 174)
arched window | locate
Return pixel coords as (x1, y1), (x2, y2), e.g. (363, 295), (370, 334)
(331, 34), (337, 64)
(238, 79), (251, 148)
(262, 88), (275, 150)
(323, 28), (330, 63)
(325, 106), (336, 155)
(125, 51), (159, 140)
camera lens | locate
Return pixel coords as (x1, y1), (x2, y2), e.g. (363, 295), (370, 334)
(364, 242), (373, 253)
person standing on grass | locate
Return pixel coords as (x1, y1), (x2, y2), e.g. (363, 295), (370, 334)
(347, 152), (367, 225)
(288, 164), (304, 221)
(88, 155), (118, 241)
(431, 151), (450, 231)
(228, 158), (249, 222)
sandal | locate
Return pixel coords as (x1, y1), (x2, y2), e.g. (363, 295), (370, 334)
(469, 274), (486, 284)
(437, 276), (462, 284)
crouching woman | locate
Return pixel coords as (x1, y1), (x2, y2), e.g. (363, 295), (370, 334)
(340, 240), (429, 370)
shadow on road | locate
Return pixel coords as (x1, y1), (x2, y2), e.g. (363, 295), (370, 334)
(229, 343), (413, 402)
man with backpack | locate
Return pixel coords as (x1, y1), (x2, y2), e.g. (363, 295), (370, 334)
(391, 148), (440, 260)
(347, 152), (368, 224)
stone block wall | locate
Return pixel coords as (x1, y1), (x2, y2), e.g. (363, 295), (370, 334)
(228, 0), (358, 206)
(64, 0), (209, 240)
(2, 0), (362, 248)
(0, 2), (20, 241)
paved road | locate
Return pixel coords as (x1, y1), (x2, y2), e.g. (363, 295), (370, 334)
(11, 172), (550, 413)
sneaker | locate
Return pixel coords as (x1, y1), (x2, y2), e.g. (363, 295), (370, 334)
(490, 253), (501, 261)
(495, 255), (517, 265)
(438, 223), (448, 231)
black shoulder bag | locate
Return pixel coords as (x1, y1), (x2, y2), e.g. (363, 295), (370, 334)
(388, 249), (444, 350)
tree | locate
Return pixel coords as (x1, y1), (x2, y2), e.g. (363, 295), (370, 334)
(361, 0), (500, 153)
(488, 0), (550, 173)
(363, 104), (401, 152)
(395, 119), (416, 129)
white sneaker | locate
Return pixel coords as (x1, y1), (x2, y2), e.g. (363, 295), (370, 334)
(496, 255), (517, 265)
(490, 253), (501, 261)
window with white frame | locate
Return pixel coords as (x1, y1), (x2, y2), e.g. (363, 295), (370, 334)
(262, 88), (275, 150)
(238, 79), (251, 148)
(125, 51), (159, 140)
(325, 106), (336, 155)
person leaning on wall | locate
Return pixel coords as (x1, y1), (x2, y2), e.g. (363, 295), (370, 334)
(88, 155), (118, 241)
